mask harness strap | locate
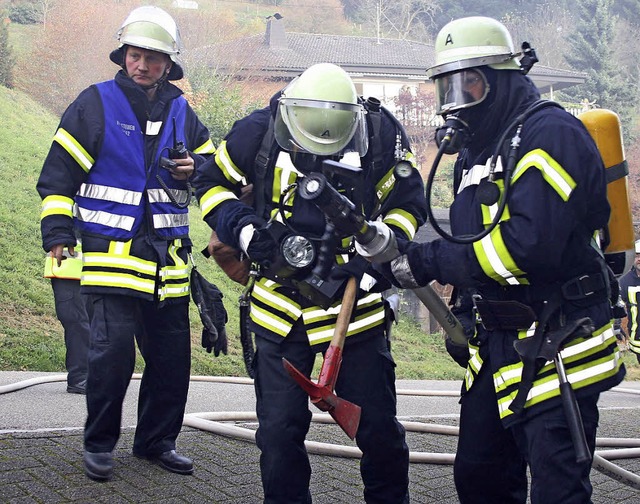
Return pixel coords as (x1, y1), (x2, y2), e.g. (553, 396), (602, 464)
(425, 99), (562, 245)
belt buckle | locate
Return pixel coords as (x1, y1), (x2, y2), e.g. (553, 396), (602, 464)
(577, 274), (595, 296)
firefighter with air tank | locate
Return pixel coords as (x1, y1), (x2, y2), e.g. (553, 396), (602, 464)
(354, 16), (630, 504)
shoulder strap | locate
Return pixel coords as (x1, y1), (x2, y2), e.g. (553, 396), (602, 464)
(253, 117), (275, 220)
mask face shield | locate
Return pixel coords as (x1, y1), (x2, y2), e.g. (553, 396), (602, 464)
(434, 68), (489, 115)
(274, 95), (368, 157)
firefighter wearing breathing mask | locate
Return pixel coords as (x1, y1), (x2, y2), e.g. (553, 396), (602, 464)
(361, 17), (626, 504)
(194, 62), (427, 503)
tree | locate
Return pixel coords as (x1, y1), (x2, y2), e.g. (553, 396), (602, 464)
(0, 16), (15, 88)
(561, 0), (636, 138)
(345, 0), (439, 41)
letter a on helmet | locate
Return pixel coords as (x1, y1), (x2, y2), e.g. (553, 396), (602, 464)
(274, 63), (369, 156)
(427, 16), (521, 80)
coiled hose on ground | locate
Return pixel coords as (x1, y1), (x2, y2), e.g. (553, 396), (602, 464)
(2, 374), (639, 490)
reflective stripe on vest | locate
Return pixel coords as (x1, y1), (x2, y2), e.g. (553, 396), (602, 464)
(74, 80), (189, 240)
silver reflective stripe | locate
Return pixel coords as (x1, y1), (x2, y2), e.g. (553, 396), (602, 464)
(77, 183), (142, 206)
(76, 206), (135, 231)
(148, 188), (189, 203)
(457, 157), (504, 194)
(152, 213), (189, 229)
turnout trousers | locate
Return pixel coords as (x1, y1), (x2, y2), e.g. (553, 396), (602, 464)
(253, 322), (410, 504)
(51, 278), (90, 388)
(454, 361), (599, 504)
(83, 294), (191, 455)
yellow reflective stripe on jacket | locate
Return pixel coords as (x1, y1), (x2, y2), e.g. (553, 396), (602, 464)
(473, 226), (528, 286)
(479, 180), (511, 226)
(193, 138), (215, 155)
(383, 209), (419, 239)
(159, 241), (190, 300)
(250, 278), (303, 337)
(495, 323), (622, 420)
(200, 187), (237, 219)
(53, 128), (94, 173)
(271, 161), (298, 222)
(215, 140), (246, 183)
(41, 195), (74, 219)
(511, 148), (576, 201)
(81, 270), (156, 294)
(248, 278), (385, 342)
(464, 342), (481, 391)
(304, 292), (386, 345)
(81, 246), (157, 295)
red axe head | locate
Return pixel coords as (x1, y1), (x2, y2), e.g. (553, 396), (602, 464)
(282, 358), (361, 439)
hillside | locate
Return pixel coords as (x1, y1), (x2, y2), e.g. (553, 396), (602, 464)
(0, 85), (471, 380)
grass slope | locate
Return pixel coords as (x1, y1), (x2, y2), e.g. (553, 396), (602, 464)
(0, 85), (468, 380)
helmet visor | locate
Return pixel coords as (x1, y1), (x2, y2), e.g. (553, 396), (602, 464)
(434, 69), (489, 115)
(275, 97), (368, 157)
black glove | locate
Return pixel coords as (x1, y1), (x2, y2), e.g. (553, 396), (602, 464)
(445, 288), (476, 368)
(235, 215), (277, 266)
(190, 267), (229, 357)
(445, 337), (470, 368)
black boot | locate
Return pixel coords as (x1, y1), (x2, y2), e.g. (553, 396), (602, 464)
(84, 451), (113, 481)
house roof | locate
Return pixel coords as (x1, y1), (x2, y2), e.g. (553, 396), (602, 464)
(193, 18), (585, 92)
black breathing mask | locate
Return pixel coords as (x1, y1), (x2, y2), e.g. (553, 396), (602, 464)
(434, 114), (471, 155)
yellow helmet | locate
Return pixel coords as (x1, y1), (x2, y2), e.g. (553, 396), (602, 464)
(109, 6), (183, 80)
(274, 63), (368, 156)
(427, 17), (522, 115)
(427, 16), (521, 79)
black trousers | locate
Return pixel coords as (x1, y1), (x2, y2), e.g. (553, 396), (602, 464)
(83, 294), (191, 455)
(454, 362), (599, 504)
(51, 278), (90, 387)
(254, 323), (410, 504)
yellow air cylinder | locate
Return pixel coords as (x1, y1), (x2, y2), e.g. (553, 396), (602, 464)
(579, 109), (634, 277)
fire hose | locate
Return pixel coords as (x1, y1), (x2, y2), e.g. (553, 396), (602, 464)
(2, 373), (640, 490)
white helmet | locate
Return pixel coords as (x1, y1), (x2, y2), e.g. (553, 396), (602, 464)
(109, 6), (184, 80)
(635, 239), (640, 254)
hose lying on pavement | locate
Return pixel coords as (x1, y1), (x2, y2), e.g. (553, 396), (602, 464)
(2, 374), (640, 489)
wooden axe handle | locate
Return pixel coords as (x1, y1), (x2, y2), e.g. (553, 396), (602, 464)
(330, 276), (358, 350)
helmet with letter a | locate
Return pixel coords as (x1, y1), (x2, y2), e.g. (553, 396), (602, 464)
(427, 16), (521, 115)
(109, 5), (184, 80)
(274, 63), (368, 157)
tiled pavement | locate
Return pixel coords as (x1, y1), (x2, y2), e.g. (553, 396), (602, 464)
(1, 372), (639, 503)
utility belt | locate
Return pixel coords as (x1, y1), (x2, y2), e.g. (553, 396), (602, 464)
(472, 271), (610, 332)
(472, 270), (611, 416)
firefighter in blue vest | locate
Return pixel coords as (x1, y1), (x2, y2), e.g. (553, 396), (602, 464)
(36, 6), (214, 482)
(618, 240), (640, 361)
(359, 17), (626, 504)
(43, 241), (90, 394)
(194, 63), (427, 503)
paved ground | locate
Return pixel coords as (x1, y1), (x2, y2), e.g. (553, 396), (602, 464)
(0, 371), (639, 503)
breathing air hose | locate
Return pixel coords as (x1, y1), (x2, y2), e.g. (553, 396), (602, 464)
(2, 373), (639, 489)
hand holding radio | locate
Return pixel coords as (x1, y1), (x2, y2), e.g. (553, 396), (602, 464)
(159, 119), (194, 180)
